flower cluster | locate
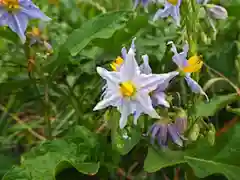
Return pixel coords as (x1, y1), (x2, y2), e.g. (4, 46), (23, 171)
(93, 38), (207, 130)
(0, 0), (51, 43)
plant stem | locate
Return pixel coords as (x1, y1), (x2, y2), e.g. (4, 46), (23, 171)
(44, 82), (52, 139)
(204, 63), (240, 95)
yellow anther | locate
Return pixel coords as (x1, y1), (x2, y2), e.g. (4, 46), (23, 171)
(32, 27), (41, 36)
(167, 0), (178, 5)
(110, 56), (124, 71)
(182, 55), (203, 73)
(2, 0), (19, 10)
(119, 81), (136, 97)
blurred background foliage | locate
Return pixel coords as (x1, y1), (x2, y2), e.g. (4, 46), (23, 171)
(0, 0), (240, 179)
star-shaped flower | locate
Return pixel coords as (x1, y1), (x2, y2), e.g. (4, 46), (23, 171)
(94, 48), (176, 129)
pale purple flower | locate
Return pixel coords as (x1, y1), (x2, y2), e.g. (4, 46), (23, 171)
(153, 0), (182, 26)
(0, 0), (51, 43)
(94, 48), (178, 129)
(168, 41), (208, 100)
(139, 54), (179, 108)
(149, 121), (183, 148)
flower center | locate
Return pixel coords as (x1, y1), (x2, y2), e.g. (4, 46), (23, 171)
(182, 55), (203, 73)
(119, 81), (136, 97)
(110, 56), (124, 71)
(167, 0), (178, 5)
(2, 0), (20, 11)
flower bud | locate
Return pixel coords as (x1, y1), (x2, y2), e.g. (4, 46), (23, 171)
(206, 4), (228, 20)
(174, 109), (188, 134)
(207, 130), (215, 146)
(188, 123), (200, 141)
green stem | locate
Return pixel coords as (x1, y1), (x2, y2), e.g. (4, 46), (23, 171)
(44, 82), (52, 139)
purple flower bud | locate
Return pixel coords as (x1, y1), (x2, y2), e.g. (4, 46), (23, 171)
(175, 118), (187, 134)
(206, 4), (228, 20)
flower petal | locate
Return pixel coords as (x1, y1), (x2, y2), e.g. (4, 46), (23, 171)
(119, 99), (132, 129)
(135, 92), (160, 119)
(151, 125), (161, 144)
(167, 124), (183, 146)
(93, 93), (120, 111)
(20, 1), (51, 21)
(157, 124), (168, 147)
(8, 13), (28, 43)
(133, 0), (140, 9)
(152, 92), (170, 107)
(171, 6), (180, 26)
(137, 71), (178, 92)
(121, 47), (127, 60)
(185, 75), (209, 101)
(140, 54), (152, 75)
(96, 67), (120, 87)
(120, 48), (139, 81)
(153, 7), (171, 21)
(168, 41), (188, 68)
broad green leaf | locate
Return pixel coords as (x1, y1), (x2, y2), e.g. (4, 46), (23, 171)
(3, 126), (100, 180)
(65, 10), (133, 56)
(143, 147), (185, 173)
(195, 93), (239, 118)
(113, 128), (141, 155)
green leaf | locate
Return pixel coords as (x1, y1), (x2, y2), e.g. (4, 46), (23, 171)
(195, 93), (239, 118)
(143, 147), (185, 173)
(65, 10), (133, 56)
(110, 111), (141, 155)
(113, 128), (141, 155)
(3, 126), (100, 180)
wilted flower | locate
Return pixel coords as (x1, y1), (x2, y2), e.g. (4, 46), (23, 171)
(139, 54), (178, 108)
(149, 120), (183, 148)
(168, 41), (208, 100)
(94, 48), (178, 129)
(0, 0), (51, 43)
(27, 22), (53, 53)
(153, 0), (182, 26)
(205, 4), (228, 20)
(197, 0), (227, 31)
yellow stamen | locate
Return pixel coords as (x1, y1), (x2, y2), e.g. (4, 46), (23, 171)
(110, 56), (124, 71)
(32, 27), (41, 36)
(2, 0), (19, 10)
(167, 0), (178, 5)
(182, 55), (203, 73)
(119, 81), (136, 97)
